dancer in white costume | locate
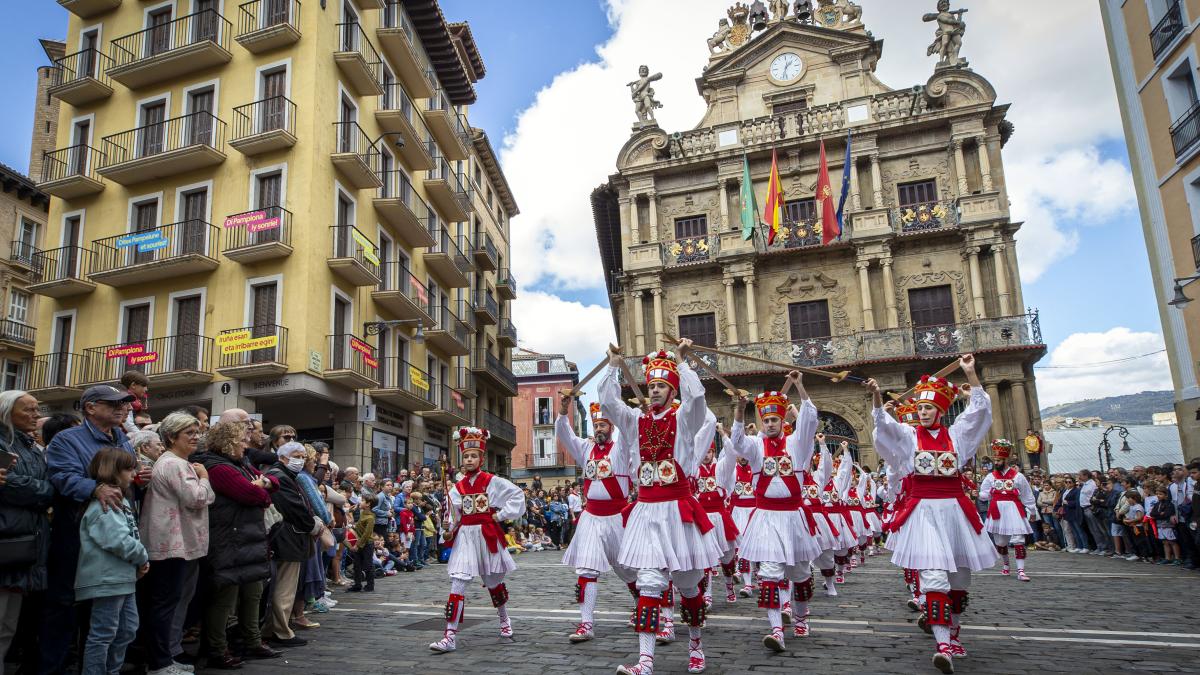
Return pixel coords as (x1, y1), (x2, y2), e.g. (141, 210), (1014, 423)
(695, 420), (739, 607)
(557, 400), (639, 642)
(724, 424), (759, 598)
(730, 373), (823, 651)
(601, 342), (723, 675)
(819, 439), (858, 584)
(805, 435), (842, 596)
(865, 354), (997, 674)
(430, 427), (528, 654)
(978, 439), (1037, 582)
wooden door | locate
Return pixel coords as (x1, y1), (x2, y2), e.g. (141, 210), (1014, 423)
(132, 200), (158, 266)
(173, 296), (202, 371)
(147, 8), (172, 57)
(332, 297), (349, 369)
(81, 31), (99, 77)
(187, 89), (214, 147)
(139, 102), (166, 158)
(71, 121), (90, 175)
(180, 190), (208, 255)
(63, 216), (82, 279)
(908, 285), (955, 328)
(261, 69), (287, 133)
(53, 316), (72, 385)
(193, 0), (218, 43)
(251, 283), (277, 363)
(254, 173), (282, 245)
(335, 195), (353, 257)
(123, 304), (151, 376)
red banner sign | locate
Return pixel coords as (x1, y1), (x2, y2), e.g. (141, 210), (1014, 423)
(106, 344), (145, 360)
(350, 337), (372, 355)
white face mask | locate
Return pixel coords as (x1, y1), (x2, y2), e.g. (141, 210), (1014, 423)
(286, 457), (305, 472)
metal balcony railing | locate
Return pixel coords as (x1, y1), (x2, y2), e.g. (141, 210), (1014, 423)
(474, 288), (499, 319)
(427, 152), (471, 206)
(236, 0), (300, 37)
(91, 221), (219, 274)
(217, 324), (287, 368)
(482, 410), (515, 444)
(432, 383), (470, 418)
(529, 452), (565, 468)
(336, 21), (382, 78)
(427, 88), (471, 148)
(28, 352), (89, 391)
(51, 48), (112, 88)
(1151, 1), (1185, 59)
(329, 224), (380, 273)
(663, 233), (719, 266)
(377, 357), (435, 402)
(10, 241), (39, 268)
(84, 334), (215, 383)
(232, 96), (296, 140)
(99, 111), (226, 167)
(378, 170), (437, 231)
(223, 206), (292, 253)
(758, 218), (823, 252)
(891, 199), (959, 234)
(110, 9), (231, 66)
(0, 320), (35, 346)
(474, 231), (497, 263)
(431, 226), (471, 274)
(326, 333), (377, 378)
(31, 245), (92, 284)
(497, 268), (517, 294)
(377, 263), (430, 311)
(499, 317), (517, 344)
(432, 304), (469, 346)
(41, 145), (105, 184)
(474, 349), (517, 392)
(1171, 100), (1200, 158)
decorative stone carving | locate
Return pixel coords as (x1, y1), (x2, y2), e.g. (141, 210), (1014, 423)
(769, 271), (852, 338)
(708, 19), (733, 54)
(726, 3), (752, 48)
(770, 0), (790, 22)
(812, 0), (863, 30)
(628, 65), (663, 124)
(894, 270), (971, 326)
(879, 155), (951, 205)
(922, 0), (968, 69)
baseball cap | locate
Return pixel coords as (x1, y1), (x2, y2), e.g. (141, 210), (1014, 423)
(80, 385), (137, 406)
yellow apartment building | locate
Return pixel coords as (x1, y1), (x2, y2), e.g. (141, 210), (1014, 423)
(1102, 0), (1200, 461)
(29, 0), (519, 476)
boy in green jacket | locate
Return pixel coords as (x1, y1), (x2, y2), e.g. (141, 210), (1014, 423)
(349, 493), (377, 592)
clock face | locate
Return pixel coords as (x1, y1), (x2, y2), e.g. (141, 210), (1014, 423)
(770, 53), (803, 83)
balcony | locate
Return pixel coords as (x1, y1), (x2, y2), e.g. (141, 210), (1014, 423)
(222, 206), (293, 263)
(891, 200), (959, 235)
(28, 246), (96, 298)
(370, 357), (436, 412)
(662, 234), (720, 268)
(376, 84), (435, 170)
(0, 320), (36, 353)
(27, 352), (91, 401)
(10, 241), (38, 272)
(472, 288), (498, 325)
(215, 324), (288, 378)
(58, 0), (121, 19)
(331, 121), (382, 189)
(425, 305), (470, 357)
(758, 219), (823, 253)
(49, 49), (113, 106)
(472, 231), (497, 271)
(230, 96), (297, 156)
(375, 170), (437, 248)
(328, 224), (381, 286)
(108, 10), (233, 89)
(373, 264), (433, 323)
(376, 1), (435, 99)
(497, 318), (517, 349)
(334, 22), (383, 96)
(39, 145), (106, 199)
(425, 89), (470, 161)
(235, 0), (301, 54)
(421, 383), (471, 427)
(323, 333), (379, 390)
(471, 349), (517, 396)
(496, 268), (517, 300)
(425, 227), (471, 288)
(1151, 1), (1185, 59)
(98, 112), (227, 185)
(83, 334), (215, 388)
(90, 221), (219, 287)
(482, 410), (516, 447)
(452, 366), (475, 399)
(523, 452), (568, 469)
(1171, 100), (1200, 159)
(423, 153), (471, 221)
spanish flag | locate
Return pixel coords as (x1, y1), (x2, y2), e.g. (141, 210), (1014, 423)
(763, 148), (785, 245)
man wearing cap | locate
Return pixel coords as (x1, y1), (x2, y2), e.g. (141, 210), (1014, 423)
(978, 439), (1037, 581)
(41, 385), (139, 674)
(865, 354), (995, 674)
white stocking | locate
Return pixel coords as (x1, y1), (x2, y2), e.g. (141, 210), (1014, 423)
(931, 623), (951, 645)
(580, 578), (599, 625)
(638, 631), (656, 666)
(767, 608), (782, 631)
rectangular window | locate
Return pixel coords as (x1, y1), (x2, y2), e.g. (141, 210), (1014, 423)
(788, 300), (831, 340)
(785, 198), (816, 223)
(897, 179), (937, 207)
(536, 397), (552, 425)
(678, 312), (717, 347)
(674, 215), (708, 239)
(907, 285), (955, 327)
(7, 290), (31, 324)
(2, 360), (24, 391)
(123, 303), (150, 344)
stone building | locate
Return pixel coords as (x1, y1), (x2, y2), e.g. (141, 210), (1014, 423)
(592, 3), (1045, 465)
(511, 349), (585, 489)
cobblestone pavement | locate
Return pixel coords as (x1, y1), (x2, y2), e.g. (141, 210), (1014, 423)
(236, 549), (1200, 674)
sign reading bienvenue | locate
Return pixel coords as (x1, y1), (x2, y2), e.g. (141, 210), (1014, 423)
(223, 210), (280, 233)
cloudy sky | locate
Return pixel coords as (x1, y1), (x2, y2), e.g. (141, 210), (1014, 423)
(4, 1), (1172, 410)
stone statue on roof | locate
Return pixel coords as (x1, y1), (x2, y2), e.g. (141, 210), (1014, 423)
(628, 65), (663, 124)
(923, 0), (968, 68)
(708, 18), (733, 54)
(770, 0), (790, 22)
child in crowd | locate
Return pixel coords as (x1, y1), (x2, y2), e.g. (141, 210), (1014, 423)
(120, 370), (150, 434)
(535, 528), (553, 549)
(398, 496), (416, 554)
(1032, 523), (1060, 551)
(348, 493), (377, 592)
(1122, 491), (1153, 561)
(77, 448), (150, 675)
(374, 535), (397, 576)
(504, 524), (523, 555)
(1150, 487), (1182, 565)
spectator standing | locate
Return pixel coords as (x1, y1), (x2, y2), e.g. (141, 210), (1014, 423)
(532, 474), (543, 493)
(1168, 466), (1195, 568)
(408, 492), (428, 569)
(348, 493), (377, 592)
(1062, 477), (1087, 553)
(373, 481), (394, 539)
(263, 442), (318, 647)
(120, 370), (151, 435)
(1079, 470), (1109, 554)
(1023, 428), (1043, 470)
(295, 446), (332, 624)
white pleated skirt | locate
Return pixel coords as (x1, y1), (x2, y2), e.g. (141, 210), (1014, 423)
(739, 509), (824, 565)
(562, 511), (625, 573)
(617, 501), (725, 572)
(706, 511), (736, 559)
(849, 510), (868, 539)
(447, 524), (516, 578)
(731, 505), (755, 547)
(826, 511), (860, 550)
(984, 501), (1033, 536)
(866, 510), (883, 535)
(810, 510), (840, 550)
(887, 498), (1000, 572)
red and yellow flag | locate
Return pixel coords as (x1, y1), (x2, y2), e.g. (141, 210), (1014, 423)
(816, 140), (838, 245)
(762, 148), (785, 245)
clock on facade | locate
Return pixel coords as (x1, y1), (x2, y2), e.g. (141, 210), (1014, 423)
(769, 52), (803, 83)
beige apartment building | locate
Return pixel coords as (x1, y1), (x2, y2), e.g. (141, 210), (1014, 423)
(28, 0), (518, 476)
(1101, 0), (1200, 461)
(593, 5), (1045, 466)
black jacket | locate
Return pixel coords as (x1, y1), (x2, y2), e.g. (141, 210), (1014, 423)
(195, 451), (272, 586)
(0, 430), (54, 591)
(265, 460), (315, 562)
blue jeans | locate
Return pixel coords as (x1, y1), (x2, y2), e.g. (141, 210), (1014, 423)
(1068, 519), (1089, 549)
(83, 593), (138, 675)
(410, 531), (427, 565)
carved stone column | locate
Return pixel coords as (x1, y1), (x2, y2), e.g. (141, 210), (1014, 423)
(648, 191), (660, 244)
(976, 135), (993, 192)
(993, 243), (1011, 316)
(869, 154), (883, 208)
(856, 261), (875, 331)
(1010, 380), (1031, 443)
(952, 139), (969, 196)
(718, 181), (730, 230)
(985, 383), (1005, 442)
(849, 156), (861, 211)
(633, 290), (646, 355)
(744, 276), (759, 342)
(880, 257), (898, 329)
(723, 279), (738, 345)
(629, 194), (640, 243)
(964, 246), (986, 319)
(618, 197), (631, 243)
(651, 287), (664, 347)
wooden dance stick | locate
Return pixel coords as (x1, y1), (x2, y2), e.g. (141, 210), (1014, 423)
(887, 359), (963, 402)
(663, 334), (861, 383)
(559, 355), (611, 399)
(608, 344), (648, 409)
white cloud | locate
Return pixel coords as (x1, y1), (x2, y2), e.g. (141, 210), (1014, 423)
(1034, 328), (1172, 407)
(510, 290), (616, 388)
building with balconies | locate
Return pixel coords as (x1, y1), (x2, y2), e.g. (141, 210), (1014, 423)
(512, 349), (585, 489)
(31, 0), (518, 479)
(0, 165), (50, 391)
(592, 8), (1045, 467)
(1102, 0), (1200, 462)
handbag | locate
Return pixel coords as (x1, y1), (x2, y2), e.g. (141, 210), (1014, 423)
(318, 524), (335, 550)
(264, 503), (284, 530)
(0, 534), (37, 568)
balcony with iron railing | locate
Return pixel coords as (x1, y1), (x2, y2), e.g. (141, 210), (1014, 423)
(520, 451), (567, 469)
(1151, 1), (1185, 60)
(331, 121), (382, 189)
(327, 224), (381, 286)
(39, 145), (106, 198)
(1171, 100), (1200, 159)
(83, 334), (215, 387)
(662, 233), (720, 268)
(230, 96), (297, 156)
(0, 320), (36, 352)
(10, 240), (39, 271)
(375, 170), (437, 248)
(425, 88), (471, 160)
(323, 333), (379, 390)
(497, 317), (517, 349)
(482, 409), (516, 446)
(471, 349), (517, 395)
(97, 111), (227, 185)
(371, 357), (437, 412)
(757, 218), (824, 253)
(108, 10), (232, 89)
(377, 0), (435, 98)
(425, 227), (471, 288)
(28, 246), (96, 298)
(372, 263), (433, 323)
(334, 21), (383, 96)
(90, 221), (220, 286)
(472, 231), (497, 271)
(496, 267), (517, 300)
(425, 304), (470, 356)
(423, 152), (471, 221)
(58, 0), (122, 19)
(222, 206), (293, 263)
(376, 83), (435, 170)
(235, 0), (301, 53)
(215, 324), (288, 378)
(890, 199), (960, 235)
(472, 288), (499, 326)
(452, 366), (476, 399)
(49, 48), (113, 106)
(422, 383), (471, 427)
(27, 352), (91, 401)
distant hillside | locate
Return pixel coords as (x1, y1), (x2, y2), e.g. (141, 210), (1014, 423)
(1040, 391), (1175, 425)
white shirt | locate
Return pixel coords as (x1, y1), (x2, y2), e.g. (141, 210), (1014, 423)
(729, 400), (818, 499)
(871, 387), (992, 478)
(1079, 479), (1097, 509)
(598, 361), (708, 478)
(554, 415), (633, 501)
(567, 492), (583, 514)
(447, 472), (526, 528)
(1169, 478), (1194, 508)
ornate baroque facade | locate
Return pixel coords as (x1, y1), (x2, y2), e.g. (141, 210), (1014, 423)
(592, 4), (1045, 466)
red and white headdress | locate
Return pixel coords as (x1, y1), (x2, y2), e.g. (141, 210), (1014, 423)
(643, 350), (680, 391)
(991, 438), (1013, 461)
(589, 401), (609, 426)
(895, 398), (921, 427)
(914, 375), (958, 414)
(457, 426), (489, 455)
(755, 391), (788, 421)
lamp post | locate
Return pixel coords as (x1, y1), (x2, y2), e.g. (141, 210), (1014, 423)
(1167, 273), (1200, 308)
(363, 318), (423, 342)
(1097, 425), (1131, 473)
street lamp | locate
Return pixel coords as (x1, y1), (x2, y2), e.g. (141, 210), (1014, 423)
(363, 318), (423, 343)
(1097, 425), (1131, 473)
(1167, 274), (1200, 308)
(372, 132), (406, 150)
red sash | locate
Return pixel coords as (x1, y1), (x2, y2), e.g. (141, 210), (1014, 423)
(892, 474), (984, 534)
(454, 472), (506, 553)
(696, 463), (739, 541)
(583, 440), (627, 502)
(638, 481), (714, 535)
(585, 498), (627, 517)
(987, 468), (1026, 520)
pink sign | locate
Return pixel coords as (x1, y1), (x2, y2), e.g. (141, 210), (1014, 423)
(106, 344), (145, 360)
(224, 210), (280, 233)
(127, 352), (158, 366)
(350, 337), (372, 356)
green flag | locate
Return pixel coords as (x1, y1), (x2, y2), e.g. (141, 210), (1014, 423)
(739, 154), (758, 240)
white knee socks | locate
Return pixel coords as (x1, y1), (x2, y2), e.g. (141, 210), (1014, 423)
(580, 578), (598, 625)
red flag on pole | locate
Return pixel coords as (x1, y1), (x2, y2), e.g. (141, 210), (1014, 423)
(816, 140), (838, 245)
(762, 149), (785, 245)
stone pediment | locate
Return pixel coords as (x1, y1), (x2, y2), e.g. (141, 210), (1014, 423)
(698, 21), (880, 89)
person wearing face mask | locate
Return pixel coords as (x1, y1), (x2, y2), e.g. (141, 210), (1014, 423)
(263, 442), (321, 648)
(977, 439), (1037, 582)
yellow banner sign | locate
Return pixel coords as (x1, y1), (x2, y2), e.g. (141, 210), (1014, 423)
(352, 229), (380, 265)
(220, 334), (279, 355)
(409, 366), (429, 391)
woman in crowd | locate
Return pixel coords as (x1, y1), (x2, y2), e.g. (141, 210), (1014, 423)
(264, 441), (319, 647)
(1037, 478), (1062, 548)
(295, 445), (333, 622)
(129, 429), (164, 466)
(322, 464), (351, 586)
(0, 391), (54, 665)
(194, 420), (281, 667)
(1061, 476), (1088, 553)
(139, 412), (214, 675)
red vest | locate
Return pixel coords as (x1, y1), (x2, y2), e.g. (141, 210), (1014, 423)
(891, 427), (983, 534)
(754, 435), (803, 508)
(629, 407), (712, 535)
(987, 466), (1026, 519)
(696, 461), (739, 542)
(583, 440), (627, 517)
(732, 462), (756, 508)
(454, 472), (506, 553)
